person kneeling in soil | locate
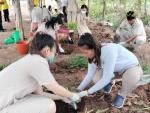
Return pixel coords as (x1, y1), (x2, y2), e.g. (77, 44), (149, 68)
(37, 16), (71, 53)
(76, 33), (145, 108)
(115, 11), (146, 48)
(0, 32), (80, 113)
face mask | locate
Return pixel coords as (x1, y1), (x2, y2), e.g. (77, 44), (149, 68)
(81, 10), (86, 14)
(47, 54), (55, 64)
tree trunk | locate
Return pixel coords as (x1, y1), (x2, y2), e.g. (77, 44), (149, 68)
(27, 0), (34, 19)
(85, 0), (90, 7)
(136, 0), (141, 17)
(12, 0), (24, 40)
(144, 0), (147, 16)
(102, 0), (106, 20)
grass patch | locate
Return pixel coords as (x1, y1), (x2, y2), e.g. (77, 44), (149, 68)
(143, 64), (150, 74)
(67, 22), (77, 30)
(67, 55), (88, 69)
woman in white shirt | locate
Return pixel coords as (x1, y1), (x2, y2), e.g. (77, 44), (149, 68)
(77, 33), (144, 108)
(0, 32), (80, 113)
(37, 17), (65, 53)
(77, 4), (91, 36)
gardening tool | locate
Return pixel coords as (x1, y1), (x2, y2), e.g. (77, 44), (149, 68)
(70, 102), (77, 110)
(3, 29), (20, 44)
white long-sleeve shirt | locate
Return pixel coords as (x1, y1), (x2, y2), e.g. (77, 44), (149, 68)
(78, 43), (139, 94)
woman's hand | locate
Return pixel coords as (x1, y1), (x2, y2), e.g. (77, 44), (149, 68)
(78, 90), (88, 98)
(70, 93), (81, 103)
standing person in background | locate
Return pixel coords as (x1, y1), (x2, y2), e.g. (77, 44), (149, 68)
(42, 5), (51, 22)
(77, 4), (91, 36)
(61, 0), (67, 23)
(0, 0), (5, 32)
(33, 0), (39, 7)
(29, 6), (43, 36)
(2, 0), (10, 22)
(67, 0), (78, 23)
(115, 11), (146, 48)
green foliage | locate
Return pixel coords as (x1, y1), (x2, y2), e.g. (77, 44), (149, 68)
(0, 64), (6, 71)
(67, 22), (77, 30)
(143, 64), (150, 74)
(68, 55), (88, 68)
(141, 16), (150, 25)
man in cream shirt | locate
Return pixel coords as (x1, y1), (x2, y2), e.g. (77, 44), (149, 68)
(115, 11), (146, 47)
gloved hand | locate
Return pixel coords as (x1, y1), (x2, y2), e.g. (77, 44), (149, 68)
(70, 93), (81, 103)
(78, 90), (88, 98)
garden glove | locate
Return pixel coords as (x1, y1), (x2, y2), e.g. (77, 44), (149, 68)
(78, 90), (88, 98)
(70, 93), (81, 103)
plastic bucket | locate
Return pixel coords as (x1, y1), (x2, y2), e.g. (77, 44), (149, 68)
(16, 41), (29, 55)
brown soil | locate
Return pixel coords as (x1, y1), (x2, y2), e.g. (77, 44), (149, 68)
(0, 18), (150, 113)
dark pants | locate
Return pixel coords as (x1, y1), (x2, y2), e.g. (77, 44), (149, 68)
(63, 6), (67, 23)
(3, 9), (10, 22)
(0, 11), (4, 30)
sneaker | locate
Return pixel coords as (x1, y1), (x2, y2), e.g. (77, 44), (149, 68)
(112, 94), (125, 108)
(103, 80), (115, 93)
(59, 46), (65, 53)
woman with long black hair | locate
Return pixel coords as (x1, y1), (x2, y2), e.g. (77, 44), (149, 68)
(37, 16), (67, 53)
(77, 33), (146, 108)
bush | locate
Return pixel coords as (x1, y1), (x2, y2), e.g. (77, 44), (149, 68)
(68, 55), (88, 68)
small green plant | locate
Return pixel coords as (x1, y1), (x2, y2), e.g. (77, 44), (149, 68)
(67, 22), (77, 30)
(0, 64), (6, 71)
(141, 16), (150, 25)
(143, 64), (150, 74)
(68, 55), (88, 68)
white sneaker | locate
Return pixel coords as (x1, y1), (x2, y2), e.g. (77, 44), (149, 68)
(59, 46), (65, 53)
